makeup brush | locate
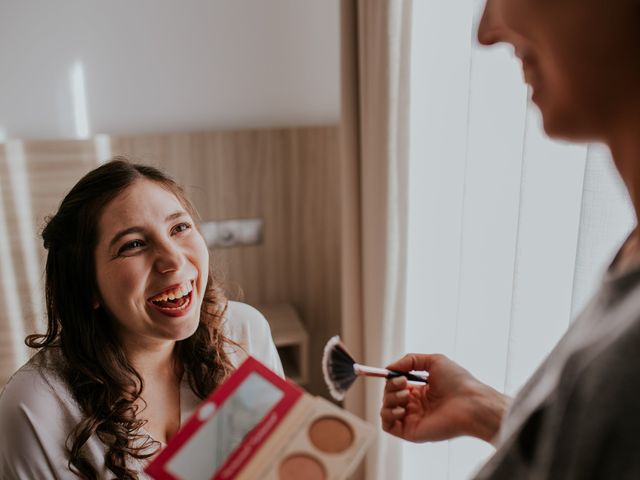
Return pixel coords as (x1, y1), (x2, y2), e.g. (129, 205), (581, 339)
(322, 336), (429, 401)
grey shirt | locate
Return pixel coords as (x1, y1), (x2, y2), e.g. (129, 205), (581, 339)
(475, 253), (640, 479)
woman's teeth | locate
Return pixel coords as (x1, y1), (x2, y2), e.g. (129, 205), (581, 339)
(155, 294), (191, 311)
(150, 282), (193, 303)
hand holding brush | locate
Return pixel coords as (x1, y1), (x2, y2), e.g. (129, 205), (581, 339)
(381, 353), (510, 444)
(322, 336), (428, 401)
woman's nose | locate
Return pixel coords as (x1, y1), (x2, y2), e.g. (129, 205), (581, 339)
(477, 0), (504, 46)
(154, 240), (185, 274)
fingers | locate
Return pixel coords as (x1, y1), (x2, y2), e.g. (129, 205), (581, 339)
(386, 353), (444, 373)
(380, 377), (410, 432)
(381, 406), (406, 433)
(383, 378), (410, 407)
(384, 375), (408, 394)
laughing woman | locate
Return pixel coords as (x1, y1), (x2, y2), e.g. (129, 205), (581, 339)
(0, 159), (283, 479)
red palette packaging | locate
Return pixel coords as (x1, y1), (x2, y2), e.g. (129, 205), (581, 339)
(145, 356), (375, 480)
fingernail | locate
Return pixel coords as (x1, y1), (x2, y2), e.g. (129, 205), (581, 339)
(396, 390), (409, 399)
(392, 407), (405, 415)
(391, 376), (405, 386)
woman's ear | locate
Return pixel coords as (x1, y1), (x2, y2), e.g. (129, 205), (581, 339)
(92, 295), (100, 310)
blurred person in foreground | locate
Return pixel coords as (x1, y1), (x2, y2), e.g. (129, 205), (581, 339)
(0, 159), (283, 479)
(381, 0), (640, 478)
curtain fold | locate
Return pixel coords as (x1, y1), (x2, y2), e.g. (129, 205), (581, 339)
(340, 1), (413, 479)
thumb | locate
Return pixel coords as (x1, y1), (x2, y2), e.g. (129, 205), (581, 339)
(386, 353), (441, 373)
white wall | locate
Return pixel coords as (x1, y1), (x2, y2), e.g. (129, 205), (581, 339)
(0, 0), (340, 140)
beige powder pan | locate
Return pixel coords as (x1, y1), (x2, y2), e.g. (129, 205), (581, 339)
(238, 396), (374, 480)
(308, 416), (354, 454)
(279, 454), (326, 480)
(255, 398), (374, 480)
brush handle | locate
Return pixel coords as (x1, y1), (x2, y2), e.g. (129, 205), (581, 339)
(387, 369), (429, 384)
(354, 364), (429, 383)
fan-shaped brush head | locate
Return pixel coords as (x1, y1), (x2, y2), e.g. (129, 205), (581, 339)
(322, 336), (357, 401)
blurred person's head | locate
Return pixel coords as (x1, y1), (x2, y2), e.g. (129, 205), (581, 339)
(478, 0), (640, 142)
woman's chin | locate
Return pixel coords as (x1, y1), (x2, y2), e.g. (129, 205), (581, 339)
(534, 99), (574, 139)
(174, 315), (201, 341)
(533, 92), (599, 142)
(540, 112), (596, 142)
(150, 311), (200, 342)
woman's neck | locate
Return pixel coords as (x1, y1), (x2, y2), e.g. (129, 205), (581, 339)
(606, 122), (640, 271)
(122, 337), (179, 382)
(609, 128), (640, 227)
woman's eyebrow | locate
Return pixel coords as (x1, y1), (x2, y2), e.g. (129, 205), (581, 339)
(109, 226), (144, 249)
(165, 211), (188, 222)
(108, 211), (189, 248)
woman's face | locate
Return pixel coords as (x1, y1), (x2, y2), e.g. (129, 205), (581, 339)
(94, 179), (209, 349)
(478, 0), (640, 141)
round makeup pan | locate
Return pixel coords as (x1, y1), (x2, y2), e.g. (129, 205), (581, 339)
(308, 416), (354, 454)
(279, 453), (326, 480)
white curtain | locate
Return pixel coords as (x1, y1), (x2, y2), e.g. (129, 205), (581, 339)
(0, 141), (38, 384)
(339, 1), (413, 479)
(402, 1), (635, 479)
(0, 139), (105, 386)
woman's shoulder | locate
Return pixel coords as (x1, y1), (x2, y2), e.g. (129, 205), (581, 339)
(2, 348), (64, 395)
(223, 301), (272, 341)
(0, 348), (77, 420)
(0, 349), (83, 477)
(222, 301), (284, 376)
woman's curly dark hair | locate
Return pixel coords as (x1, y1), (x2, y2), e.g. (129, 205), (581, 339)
(26, 158), (235, 479)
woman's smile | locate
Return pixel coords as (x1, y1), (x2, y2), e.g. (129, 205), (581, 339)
(147, 280), (196, 317)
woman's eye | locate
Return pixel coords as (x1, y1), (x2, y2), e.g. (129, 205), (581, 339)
(172, 222), (192, 235)
(118, 239), (145, 255)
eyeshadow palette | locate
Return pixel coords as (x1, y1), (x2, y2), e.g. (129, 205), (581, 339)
(145, 356), (375, 480)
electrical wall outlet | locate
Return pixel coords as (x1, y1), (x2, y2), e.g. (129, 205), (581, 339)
(200, 218), (263, 248)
